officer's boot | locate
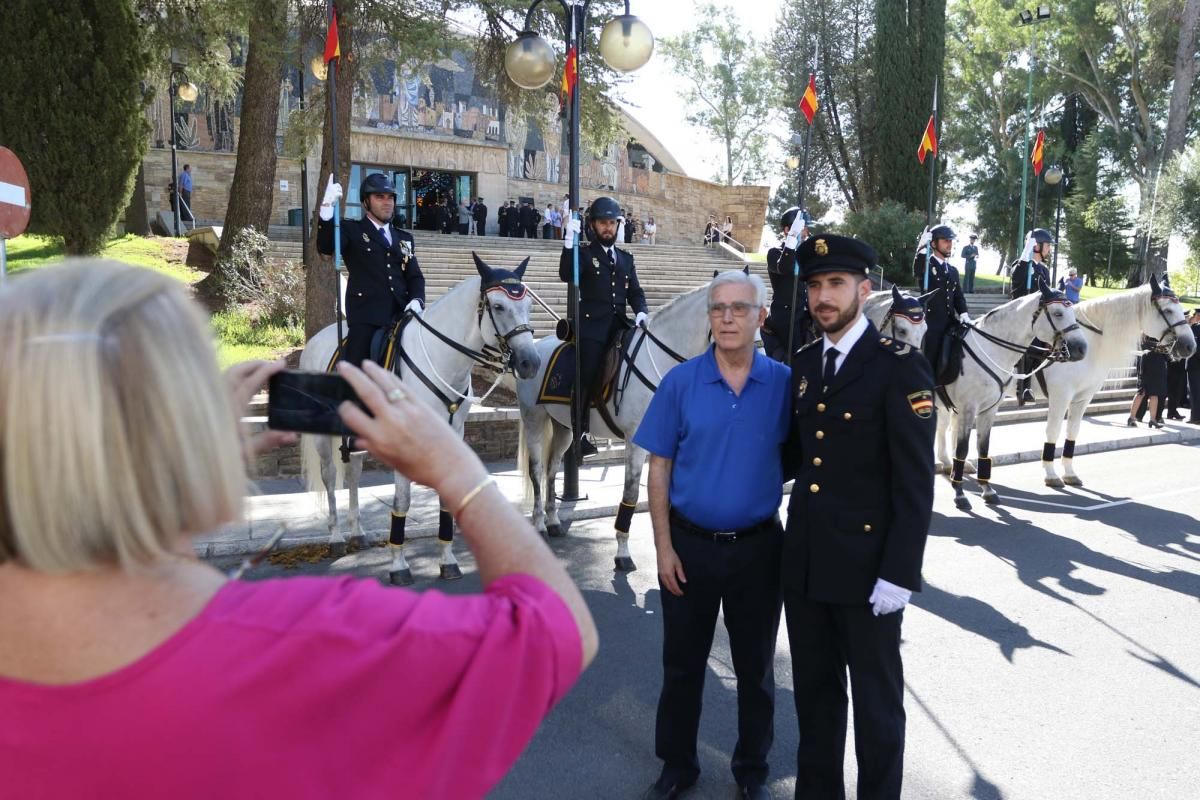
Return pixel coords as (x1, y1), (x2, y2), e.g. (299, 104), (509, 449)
(1018, 377), (1034, 406)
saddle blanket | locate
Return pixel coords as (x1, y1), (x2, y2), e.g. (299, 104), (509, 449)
(537, 341), (576, 406)
(325, 319), (405, 373)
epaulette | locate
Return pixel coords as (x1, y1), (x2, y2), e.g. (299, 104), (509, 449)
(798, 338), (822, 354)
(877, 335), (914, 356)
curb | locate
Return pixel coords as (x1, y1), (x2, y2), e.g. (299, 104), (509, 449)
(198, 427), (1199, 561)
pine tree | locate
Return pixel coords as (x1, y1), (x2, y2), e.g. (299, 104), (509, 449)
(0, 0), (151, 254)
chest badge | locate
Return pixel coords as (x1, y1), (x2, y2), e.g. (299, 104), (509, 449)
(362, 232), (370, 242)
(797, 376), (809, 399)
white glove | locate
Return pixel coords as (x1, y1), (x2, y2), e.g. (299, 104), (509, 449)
(319, 175), (343, 221)
(635, 312), (648, 328)
(405, 299), (423, 315)
(959, 311), (972, 323)
(1020, 232), (1036, 263)
(784, 233), (799, 251)
(868, 578), (912, 616)
(786, 208), (807, 245)
(917, 227), (932, 252)
(562, 215), (582, 248)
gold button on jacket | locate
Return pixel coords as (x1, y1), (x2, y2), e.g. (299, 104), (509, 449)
(809, 483), (820, 493)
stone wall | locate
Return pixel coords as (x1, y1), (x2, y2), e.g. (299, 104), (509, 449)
(143, 147), (305, 227)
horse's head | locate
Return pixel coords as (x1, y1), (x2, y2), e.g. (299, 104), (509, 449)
(1145, 274), (1197, 360)
(472, 252), (541, 379)
(1033, 282), (1088, 361)
(886, 285), (928, 350)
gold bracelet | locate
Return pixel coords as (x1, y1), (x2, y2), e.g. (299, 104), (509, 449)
(454, 476), (496, 517)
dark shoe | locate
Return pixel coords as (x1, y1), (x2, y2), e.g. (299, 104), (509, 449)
(1168, 412), (1184, 421)
(1126, 418), (1138, 428)
(1021, 389), (1035, 404)
(640, 774), (696, 800)
(1188, 418), (1200, 425)
(578, 436), (598, 458)
(737, 783), (770, 800)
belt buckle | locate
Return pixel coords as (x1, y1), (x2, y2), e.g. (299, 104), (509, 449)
(713, 530), (737, 543)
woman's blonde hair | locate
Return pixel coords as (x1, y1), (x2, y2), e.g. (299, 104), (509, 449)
(0, 260), (246, 571)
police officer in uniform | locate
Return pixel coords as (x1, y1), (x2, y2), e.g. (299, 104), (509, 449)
(914, 224), (969, 384)
(317, 174), (426, 366)
(762, 206), (814, 362)
(785, 234), (936, 800)
(1187, 309), (1200, 425)
(560, 196), (648, 455)
(1009, 228), (1054, 403)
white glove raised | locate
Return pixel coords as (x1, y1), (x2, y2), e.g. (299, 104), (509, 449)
(786, 208), (807, 244)
(319, 175), (343, 221)
(1019, 232), (1036, 263)
(783, 233), (799, 251)
(868, 578), (912, 616)
(917, 227), (932, 252)
(562, 216), (582, 248)
(635, 312), (648, 328)
(405, 299), (423, 315)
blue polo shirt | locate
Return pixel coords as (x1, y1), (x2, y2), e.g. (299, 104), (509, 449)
(632, 345), (791, 530)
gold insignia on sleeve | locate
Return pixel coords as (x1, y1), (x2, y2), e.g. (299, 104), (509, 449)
(797, 376), (809, 399)
(815, 239), (829, 256)
(907, 390), (934, 419)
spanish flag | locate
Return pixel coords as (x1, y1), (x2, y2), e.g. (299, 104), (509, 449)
(798, 73), (818, 125)
(1031, 129), (1045, 176)
(560, 45), (578, 109)
(323, 8), (341, 63)
(917, 115), (937, 164)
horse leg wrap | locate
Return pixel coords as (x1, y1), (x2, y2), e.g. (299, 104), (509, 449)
(438, 509), (454, 543)
(1063, 439), (1076, 460)
(976, 456), (992, 484)
(389, 512), (407, 547)
(615, 501), (636, 534)
(1042, 442), (1056, 463)
(951, 458), (966, 485)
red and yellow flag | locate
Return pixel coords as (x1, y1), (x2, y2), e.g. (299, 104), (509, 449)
(323, 8), (341, 63)
(798, 73), (818, 125)
(917, 115), (937, 164)
(560, 45), (578, 108)
(1031, 129), (1045, 176)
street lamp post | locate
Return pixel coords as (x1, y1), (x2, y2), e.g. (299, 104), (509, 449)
(505, 0), (654, 502)
(167, 51), (199, 238)
(1015, 5), (1051, 252)
(1044, 164), (1065, 284)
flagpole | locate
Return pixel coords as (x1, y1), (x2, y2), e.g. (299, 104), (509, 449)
(786, 42), (818, 360)
(327, 2), (343, 355)
(563, 5), (585, 501)
(923, 77), (939, 291)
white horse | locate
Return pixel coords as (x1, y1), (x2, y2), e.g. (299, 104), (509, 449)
(1037, 276), (1196, 488)
(935, 283), (1089, 510)
(299, 254), (540, 585)
(864, 285), (931, 350)
(514, 280), (716, 571)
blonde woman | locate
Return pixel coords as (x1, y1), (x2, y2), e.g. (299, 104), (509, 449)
(0, 261), (597, 798)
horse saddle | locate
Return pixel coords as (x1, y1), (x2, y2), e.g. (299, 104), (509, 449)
(935, 323), (966, 387)
(324, 318), (406, 373)
(537, 327), (635, 407)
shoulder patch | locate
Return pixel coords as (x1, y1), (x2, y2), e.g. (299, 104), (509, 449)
(908, 389), (934, 418)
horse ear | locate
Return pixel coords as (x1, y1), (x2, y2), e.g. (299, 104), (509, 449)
(472, 251), (492, 281)
(891, 284), (903, 305)
(1039, 280), (1055, 301)
(1150, 273), (1161, 296)
(515, 256), (530, 280)
(742, 264), (750, 275)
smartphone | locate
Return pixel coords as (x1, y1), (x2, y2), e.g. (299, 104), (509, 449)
(267, 370), (367, 436)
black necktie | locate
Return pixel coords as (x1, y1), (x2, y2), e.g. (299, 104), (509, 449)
(823, 348), (839, 390)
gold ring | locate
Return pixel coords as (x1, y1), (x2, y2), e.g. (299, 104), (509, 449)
(386, 388), (404, 403)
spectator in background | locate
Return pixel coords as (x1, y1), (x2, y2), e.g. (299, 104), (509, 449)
(506, 201), (523, 238)
(458, 201), (472, 235)
(1062, 267), (1083, 304)
(544, 204), (556, 239)
(550, 205), (563, 240)
(703, 215), (718, 247)
(472, 197), (488, 235)
(177, 164), (194, 222)
(1129, 335), (1168, 428)
(497, 201), (509, 237)
(643, 215), (657, 245)
(624, 214), (637, 245)
(960, 234), (979, 293)
(0, 261), (597, 798)
(616, 209), (627, 245)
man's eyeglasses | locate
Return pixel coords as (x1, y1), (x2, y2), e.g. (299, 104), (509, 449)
(708, 302), (760, 318)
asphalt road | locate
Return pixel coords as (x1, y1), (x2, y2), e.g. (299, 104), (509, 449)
(221, 442), (1200, 800)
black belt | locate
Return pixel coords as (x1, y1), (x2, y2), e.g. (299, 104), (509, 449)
(669, 508), (778, 543)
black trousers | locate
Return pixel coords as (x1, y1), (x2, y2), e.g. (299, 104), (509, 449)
(656, 517), (783, 786)
(577, 319), (626, 434)
(339, 323), (381, 367)
(1167, 360), (1187, 413)
(1189, 368), (1200, 422)
(783, 591), (906, 800)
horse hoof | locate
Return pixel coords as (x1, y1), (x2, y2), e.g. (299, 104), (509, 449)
(546, 524), (565, 539)
(1064, 476), (1083, 487)
(614, 556), (636, 572)
(982, 492), (1000, 505)
(439, 563), (463, 581)
(329, 540), (347, 559)
(389, 568), (414, 586)
(1045, 477), (1065, 489)
(954, 496), (972, 511)
(348, 534), (367, 551)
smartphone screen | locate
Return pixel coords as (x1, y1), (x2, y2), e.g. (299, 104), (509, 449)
(267, 370), (367, 435)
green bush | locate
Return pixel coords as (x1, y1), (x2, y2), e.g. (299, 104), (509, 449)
(839, 200), (926, 286)
(213, 227), (305, 326)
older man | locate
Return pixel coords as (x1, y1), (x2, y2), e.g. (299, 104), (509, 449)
(633, 270), (791, 800)
(784, 235), (935, 800)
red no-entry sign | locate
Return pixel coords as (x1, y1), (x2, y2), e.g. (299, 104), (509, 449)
(0, 146), (32, 239)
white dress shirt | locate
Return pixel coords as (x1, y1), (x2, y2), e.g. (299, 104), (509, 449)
(821, 312), (869, 376)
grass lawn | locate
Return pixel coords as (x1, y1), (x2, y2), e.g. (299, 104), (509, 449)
(5, 234), (302, 367)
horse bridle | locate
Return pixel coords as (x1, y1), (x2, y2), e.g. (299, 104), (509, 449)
(882, 304), (925, 342)
(1150, 295), (1188, 353)
(478, 285), (536, 368)
(1030, 296), (1082, 362)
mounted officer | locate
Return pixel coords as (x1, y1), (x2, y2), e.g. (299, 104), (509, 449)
(316, 174), (426, 366)
(762, 206), (814, 362)
(915, 224), (969, 385)
(1009, 228), (1055, 403)
(560, 196), (648, 456)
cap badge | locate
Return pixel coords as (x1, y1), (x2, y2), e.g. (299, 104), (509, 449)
(815, 239), (829, 256)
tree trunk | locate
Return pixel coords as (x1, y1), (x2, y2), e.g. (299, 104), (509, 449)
(305, 0), (355, 340)
(216, 0), (287, 263)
